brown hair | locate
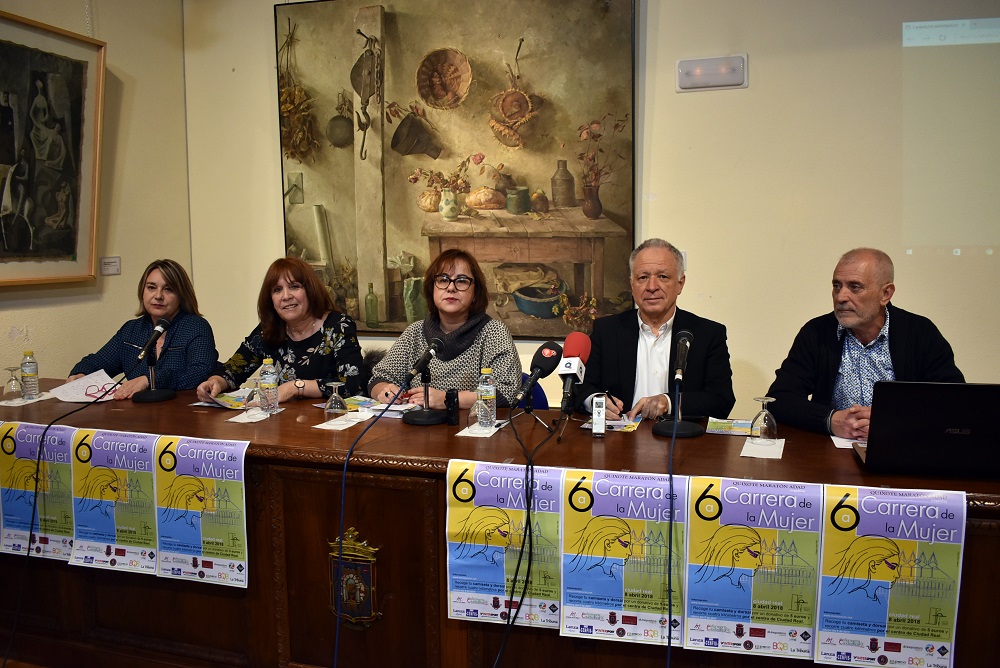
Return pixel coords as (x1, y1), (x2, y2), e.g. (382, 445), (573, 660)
(257, 256), (336, 346)
(135, 259), (202, 317)
(422, 248), (489, 318)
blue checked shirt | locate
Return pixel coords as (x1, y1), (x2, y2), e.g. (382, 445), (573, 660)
(831, 308), (894, 409)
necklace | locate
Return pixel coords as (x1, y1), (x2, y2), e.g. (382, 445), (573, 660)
(286, 316), (321, 341)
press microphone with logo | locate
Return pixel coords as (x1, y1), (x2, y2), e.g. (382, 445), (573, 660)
(403, 337), (444, 388)
(558, 331), (592, 414)
(512, 340), (562, 407)
(674, 329), (694, 382)
(138, 318), (171, 360)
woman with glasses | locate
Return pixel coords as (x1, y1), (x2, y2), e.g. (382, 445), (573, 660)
(68, 259), (218, 400)
(196, 256), (365, 404)
(369, 248), (521, 409)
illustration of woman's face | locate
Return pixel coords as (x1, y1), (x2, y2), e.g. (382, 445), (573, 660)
(490, 522), (512, 548)
(186, 485), (208, 513)
(100, 478), (121, 502)
(607, 533), (634, 562)
(871, 554), (901, 585)
(734, 543), (763, 572)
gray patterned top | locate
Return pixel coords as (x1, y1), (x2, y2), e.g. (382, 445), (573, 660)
(368, 318), (522, 406)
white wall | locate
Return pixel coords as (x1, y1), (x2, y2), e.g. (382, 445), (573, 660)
(3, 0), (997, 417)
(0, 0), (191, 378)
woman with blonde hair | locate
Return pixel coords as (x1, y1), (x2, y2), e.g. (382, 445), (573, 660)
(69, 259), (218, 399)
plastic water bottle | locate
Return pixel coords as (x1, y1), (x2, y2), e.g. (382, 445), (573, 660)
(477, 367), (496, 429)
(20, 350), (38, 400)
(19, 351), (38, 400)
(259, 357), (279, 414)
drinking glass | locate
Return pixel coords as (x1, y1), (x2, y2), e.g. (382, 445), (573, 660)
(3, 367), (22, 401)
(324, 381), (348, 418)
(750, 396), (778, 444)
(243, 381), (268, 419)
(467, 399), (490, 433)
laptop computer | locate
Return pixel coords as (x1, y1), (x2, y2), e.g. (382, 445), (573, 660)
(852, 381), (1000, 479)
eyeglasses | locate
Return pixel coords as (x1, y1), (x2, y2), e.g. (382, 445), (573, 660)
(883, 558), (898, 571)
(433, 274), (474, 291)
(496, 527), (509, 538)
(745, 546), (761, 559)
(86, 383), (116, 399)
(617, 537), (631, 549)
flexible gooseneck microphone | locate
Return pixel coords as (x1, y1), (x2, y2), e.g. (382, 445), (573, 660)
(673, 329), (693, 382)
(558, 332), (592, 414)
(653, 329), (703, 438)
(138, 318), (171, 360)
(402, 337), (444, 388)
(512, 341), (562, 408)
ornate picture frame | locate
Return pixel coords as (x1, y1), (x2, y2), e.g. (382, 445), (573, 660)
(274, 0), (635, 339)
(0, 10), (105, 286)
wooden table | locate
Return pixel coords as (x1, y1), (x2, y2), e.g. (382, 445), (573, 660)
(1, 384), (997, 667)
(422, 207), (627, 303)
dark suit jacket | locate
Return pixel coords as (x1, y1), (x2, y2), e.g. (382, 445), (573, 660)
(767, 303), (964, 433)
(576, 308), (736, 419)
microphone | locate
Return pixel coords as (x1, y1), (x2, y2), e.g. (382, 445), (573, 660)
(403, 337), (444, 388)
(512, 340), (562, 407)
(138, 318), (171, 360)
(674, 329), (694, 382)
(558, 332), (592, 413)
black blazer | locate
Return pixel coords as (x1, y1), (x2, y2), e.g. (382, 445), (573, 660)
(576, 308), (736, 419)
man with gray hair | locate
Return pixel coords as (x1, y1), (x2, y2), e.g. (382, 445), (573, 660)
(768, 248), (963, 439)
(576, 238), (736, 421)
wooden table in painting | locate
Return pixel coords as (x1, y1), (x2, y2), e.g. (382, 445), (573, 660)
(1, 383), (997, 667)
(421, 207), (628, 304)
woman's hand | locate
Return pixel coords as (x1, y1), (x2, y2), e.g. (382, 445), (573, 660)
(196, 375), (229, 402)
(67, 373), (85, 381)
(114, 376), (149, 400)
(371, 382), (405, 404)
(403, 386), (447, 410)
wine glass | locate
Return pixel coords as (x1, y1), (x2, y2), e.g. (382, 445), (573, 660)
(324, 381), (348, 418)
(750, 396), (778, 444)
(3, 367), (22, 401)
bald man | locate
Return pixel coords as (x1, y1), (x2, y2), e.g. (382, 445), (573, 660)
(767, 248), (963, 440)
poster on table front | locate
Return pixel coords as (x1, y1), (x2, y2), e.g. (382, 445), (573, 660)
(684, 477), (822, 660)
(445, 459), (563, 628)
(560, 469), (687, 645)
(69, 429), (158, 574)
(154, 435), (249, 587)
(815, 485), (966, 668)
(0, 421), (76, 559)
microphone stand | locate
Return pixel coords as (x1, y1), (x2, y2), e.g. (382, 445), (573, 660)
(132, 345), (176, 403)
(505, 396), (552, 432)
(402, 368), (447, 425)
(652, 377), (704, 438)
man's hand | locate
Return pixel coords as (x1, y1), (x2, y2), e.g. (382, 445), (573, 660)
(831, 404), (871, 440)
(604, 394), (625, 419)
(627, 394), (671, 421)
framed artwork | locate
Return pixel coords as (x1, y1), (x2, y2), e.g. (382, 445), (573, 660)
(274, 0), (634, 339)
(0, 10), (105, 286)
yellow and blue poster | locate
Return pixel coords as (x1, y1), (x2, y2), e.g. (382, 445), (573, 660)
(560, 469), (687, 645)
(69, 429), (159, 574)
(0, 421), (76, 559)
(446, 459), (563, 628)
(684, 477), (822, 659)
(154, 435), (249, 587)
(815, 485), (966, 668)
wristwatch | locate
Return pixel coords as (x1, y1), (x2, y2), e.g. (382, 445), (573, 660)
(294, 379), (306, 398)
